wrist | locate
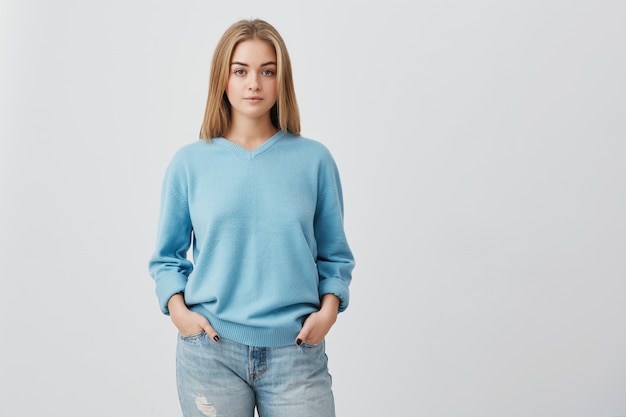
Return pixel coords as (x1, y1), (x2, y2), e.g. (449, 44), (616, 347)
(320, 293), (340, 314)
(167, 292), (188, 315)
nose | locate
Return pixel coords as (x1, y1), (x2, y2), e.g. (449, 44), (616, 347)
(248, 73), (261, 91)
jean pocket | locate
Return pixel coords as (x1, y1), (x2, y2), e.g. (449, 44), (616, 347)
(179, 331), (206, 342)
(301, 339), (324, 349)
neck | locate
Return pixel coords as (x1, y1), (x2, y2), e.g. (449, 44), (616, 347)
(225, 118), (278, 150)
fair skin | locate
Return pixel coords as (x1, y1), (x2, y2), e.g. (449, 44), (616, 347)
(168, 38), (340, 345)
(224, 38), (279, 150)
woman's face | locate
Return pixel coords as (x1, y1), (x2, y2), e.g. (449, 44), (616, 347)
(226, 39), (278, 123)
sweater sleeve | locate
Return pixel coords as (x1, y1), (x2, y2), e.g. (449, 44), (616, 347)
(148, 156), (194, 315)
(314, 152), (355, 313)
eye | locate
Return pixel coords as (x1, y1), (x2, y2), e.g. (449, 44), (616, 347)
(261, 69), (276, 77)
(233, 68), (246, 76)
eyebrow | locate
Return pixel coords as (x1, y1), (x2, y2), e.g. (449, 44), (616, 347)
(230, 61), (277, 67)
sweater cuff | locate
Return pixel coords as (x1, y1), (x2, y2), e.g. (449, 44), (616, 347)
(155, 272), (188, 315)
(319, 278), (350, 313)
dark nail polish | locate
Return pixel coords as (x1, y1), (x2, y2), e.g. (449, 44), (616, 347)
(213, 335), (220, 342)
(296, 338), (302, 346)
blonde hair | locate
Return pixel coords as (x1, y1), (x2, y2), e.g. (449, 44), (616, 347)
(199, 19), (301, 141)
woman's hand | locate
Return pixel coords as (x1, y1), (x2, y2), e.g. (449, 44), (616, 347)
(167, 293), (221, 342)
(295, 294), (340, 345)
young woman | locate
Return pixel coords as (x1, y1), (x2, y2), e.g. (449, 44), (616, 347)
(149, 19), (355, 417)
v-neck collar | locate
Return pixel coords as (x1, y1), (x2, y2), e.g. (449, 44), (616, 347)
(215, 130), (285, 160)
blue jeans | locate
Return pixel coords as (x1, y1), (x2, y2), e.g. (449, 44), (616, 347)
(176, 333), (336, 417)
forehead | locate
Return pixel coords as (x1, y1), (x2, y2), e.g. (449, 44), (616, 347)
(231, 39), (277, 63)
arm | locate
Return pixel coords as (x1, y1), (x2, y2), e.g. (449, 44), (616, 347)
(295, 151), (355, 345)
(148, 158), (194, 315)
(314, 153), (355, 312)
(148, 156), (221, 341)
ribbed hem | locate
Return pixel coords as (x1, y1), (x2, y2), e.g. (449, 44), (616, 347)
(190, 304), (302, 347)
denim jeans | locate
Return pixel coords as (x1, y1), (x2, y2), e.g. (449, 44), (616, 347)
(176, 332), (335, 417)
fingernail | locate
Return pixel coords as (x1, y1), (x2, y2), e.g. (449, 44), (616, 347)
(213, 335), (220, 342)
(296, 338), (302, 346)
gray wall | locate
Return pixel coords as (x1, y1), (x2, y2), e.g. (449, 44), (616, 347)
(1, 1), (625, 416)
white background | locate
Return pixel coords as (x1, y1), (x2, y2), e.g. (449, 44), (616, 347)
(1, 1), (625, 416)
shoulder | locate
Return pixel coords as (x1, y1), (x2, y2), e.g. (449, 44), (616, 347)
(166, 140), (212, 168)
(281, 133), (335, 161)
(171, 140), (210, 160)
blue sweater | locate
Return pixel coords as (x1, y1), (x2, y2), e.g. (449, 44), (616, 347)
(149, 131), (355, 347)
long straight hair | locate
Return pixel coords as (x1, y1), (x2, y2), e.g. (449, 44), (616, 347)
(199, 19), (301, 141)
